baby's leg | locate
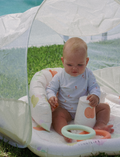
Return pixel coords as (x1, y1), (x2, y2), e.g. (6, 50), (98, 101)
(94, 103), (114, 133)
(52, 107), (72, 142)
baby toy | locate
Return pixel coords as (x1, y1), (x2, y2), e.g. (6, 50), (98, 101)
(62, 96), (111, 141)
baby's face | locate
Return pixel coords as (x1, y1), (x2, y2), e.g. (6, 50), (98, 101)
(61, 48), (89, 77)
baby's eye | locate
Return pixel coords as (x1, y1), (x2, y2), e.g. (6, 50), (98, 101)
(67, 64), (72, 66)
(78, 64), (83, 66)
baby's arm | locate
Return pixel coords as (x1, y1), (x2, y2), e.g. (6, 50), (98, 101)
(87, 69), (100, 107)
(87, 94), (99, 107)
(46, 72), (60, 111)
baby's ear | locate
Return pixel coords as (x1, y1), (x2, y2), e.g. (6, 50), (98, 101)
(86, 57), (89, 65)
(61, 57), (64, 64)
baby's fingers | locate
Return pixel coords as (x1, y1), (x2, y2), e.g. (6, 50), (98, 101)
(52, 103), (59, 111)
(48, 97), (58, 112)
(89, 102), (96, 107)
(49, 101), (55, 112)
(54, 97), (58, 104)
(87, 95), (92, 100)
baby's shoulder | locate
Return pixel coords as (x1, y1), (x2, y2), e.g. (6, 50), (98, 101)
(86, 67), (93, 74)
(85, 68), (95, 80)
(52, 68), (64, 79)
(56, 68), (64, 75)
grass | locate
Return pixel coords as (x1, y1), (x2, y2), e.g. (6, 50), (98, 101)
(27, 45), (64, 85)
(0, 139), (38, 157)
(0, 41), (120, 157)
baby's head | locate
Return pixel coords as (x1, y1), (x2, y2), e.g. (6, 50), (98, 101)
(61, 37), (89, 77)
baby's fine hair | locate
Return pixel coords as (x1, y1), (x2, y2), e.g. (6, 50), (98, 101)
(63, 37), (87, 58)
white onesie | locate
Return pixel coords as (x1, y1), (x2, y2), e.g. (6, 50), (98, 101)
(46, 68), (100, 115)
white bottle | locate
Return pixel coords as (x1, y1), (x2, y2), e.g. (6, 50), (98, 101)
(74, 96), (96, 128)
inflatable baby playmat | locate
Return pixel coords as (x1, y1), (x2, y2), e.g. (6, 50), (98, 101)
(19, 67), (120, 157)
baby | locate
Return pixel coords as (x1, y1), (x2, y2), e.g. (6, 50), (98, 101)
(46, 37), (114, 142)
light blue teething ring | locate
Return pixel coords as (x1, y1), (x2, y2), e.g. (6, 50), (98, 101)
(61, 124), (95, 140)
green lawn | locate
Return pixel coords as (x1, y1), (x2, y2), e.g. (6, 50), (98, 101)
(0, 41), (120, 157)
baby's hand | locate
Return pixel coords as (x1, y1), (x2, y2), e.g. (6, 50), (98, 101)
(48, 96), (58, 112)
(87, 94), (99, 107)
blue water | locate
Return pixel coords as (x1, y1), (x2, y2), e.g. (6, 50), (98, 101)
(0, 0), (43, 16)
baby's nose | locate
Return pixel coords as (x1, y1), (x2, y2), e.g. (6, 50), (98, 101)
(73, 66), (77, 69)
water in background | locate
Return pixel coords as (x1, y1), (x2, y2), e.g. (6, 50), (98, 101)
(0, 0), (43, 16)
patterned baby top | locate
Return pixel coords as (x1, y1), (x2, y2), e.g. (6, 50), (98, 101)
(46, 68), (100, 113)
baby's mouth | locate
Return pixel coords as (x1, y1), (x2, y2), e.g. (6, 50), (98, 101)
(72, 71), (77, 73)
